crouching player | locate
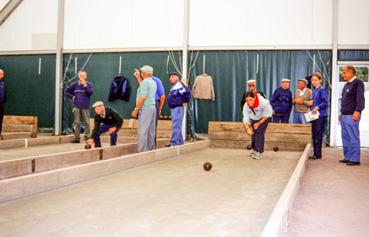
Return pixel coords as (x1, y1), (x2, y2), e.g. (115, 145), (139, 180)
(87, 101), (123, 148)
(243, 91), (273, 159)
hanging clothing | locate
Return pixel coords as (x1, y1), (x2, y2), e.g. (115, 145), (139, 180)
(108, 75), (130, 102)
(192, 74), (215, 101)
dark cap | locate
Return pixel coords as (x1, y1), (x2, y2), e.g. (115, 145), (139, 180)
(168, 71), (180, 77)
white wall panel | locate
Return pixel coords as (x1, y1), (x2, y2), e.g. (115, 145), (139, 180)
(338, 0), (369, 46)
(189, 0), (332, 47)
(64, 0), (184, 49)
(0, 0), (57, 51)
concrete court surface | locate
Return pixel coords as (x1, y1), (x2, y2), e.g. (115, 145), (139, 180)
(0, 148), (301, 237)
(284, 148), (369, 237)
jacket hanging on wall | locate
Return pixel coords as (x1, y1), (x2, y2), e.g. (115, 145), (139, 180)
(192, 73), (216, 101)
(108, 75), (130, 102)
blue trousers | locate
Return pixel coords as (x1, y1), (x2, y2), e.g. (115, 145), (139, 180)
(272, 112), (290, 123)
(341, 115), (361, 162)
(250, 118), (270, 153)
(311, 116), (327, 157)
(293, 111), (307, 124)
(93, 124), (118, 147)
(170, 106), (184, 146)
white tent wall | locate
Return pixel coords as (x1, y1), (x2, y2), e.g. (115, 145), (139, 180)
(0, 0), (368, 51)
(63, 0), (184, 50)
(0, 0), (57, 51)
(338, 0), (369, 47)
(189, 0), (333, 48)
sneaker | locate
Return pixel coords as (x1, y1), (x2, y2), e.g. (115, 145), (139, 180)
(249, 149), (256, 157)
(252, 152), (262, 160)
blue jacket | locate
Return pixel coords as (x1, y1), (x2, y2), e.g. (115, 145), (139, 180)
(64, 81), (94, 109)
(340, 78), (365, 115)
(270, 87), (293, 114)
(108, 75), (130, 102)
(0, 80), (5, 103)
(167, 81), (191, 109)
(152, 76), (165, 101)
(311, 86), (329, 117)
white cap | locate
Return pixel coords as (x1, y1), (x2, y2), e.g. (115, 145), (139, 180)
(281, 78), (291, 83)
(247, 79), (256, 84)
(298, 78), (308, 84)
(140, 65), (154, 74)
(92, 101), (104, 108)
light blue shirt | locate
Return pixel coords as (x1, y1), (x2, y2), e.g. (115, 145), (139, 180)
(136, 78), (157, 110)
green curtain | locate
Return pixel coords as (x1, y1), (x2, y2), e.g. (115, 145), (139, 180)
(0, 54), (56, 128)
(62, 51), (181, 134)
(188, 50), (332, 134)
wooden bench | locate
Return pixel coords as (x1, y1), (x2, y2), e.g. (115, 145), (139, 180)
(208, 121), (311, 151)
(2, 115), (38, 138)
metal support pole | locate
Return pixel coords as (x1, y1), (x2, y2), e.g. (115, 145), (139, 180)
(54, 0), (65, 135)
(181, 0), (190, 141)
(330, 0), (339, 147)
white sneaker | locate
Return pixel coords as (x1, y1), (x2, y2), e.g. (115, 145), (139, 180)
(249, 149), (256, 157)
(252, 152), (262, 160)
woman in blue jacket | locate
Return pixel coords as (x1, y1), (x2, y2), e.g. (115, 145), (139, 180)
(307, 72), (330, 159)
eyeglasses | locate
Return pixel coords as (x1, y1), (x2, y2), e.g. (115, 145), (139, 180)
(248, 84), (255, 88)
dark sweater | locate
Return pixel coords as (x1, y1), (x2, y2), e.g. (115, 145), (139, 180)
(0, 80), (6, 103)
(269, 87), (293, 114)
(64, 82), (94, 109)
(340, 78), (365, 115)
(91, 107), (123, 139)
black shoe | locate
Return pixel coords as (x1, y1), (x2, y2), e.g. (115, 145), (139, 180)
(339, 159), (350, 163)
(309, 155), (322, 160)
(71, 139), (80, 143)
(347, 161), (361, 166)
(165, 144), (171, 147)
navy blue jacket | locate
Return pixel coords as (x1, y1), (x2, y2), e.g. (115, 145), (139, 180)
(167, 82), (191, 109)
(64, 82), (94, 109)
(108, 75), (130, 102)
(341, 78), (365, 115)
(270, 87), (293, 114)
(311, 86), (329, 117)
(0, 80), (5, 103)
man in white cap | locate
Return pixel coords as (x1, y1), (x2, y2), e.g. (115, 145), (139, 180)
(293, 78), (312, 124)
(131, 65), (157, 152)
(270, 78), (293, 123)
(240, 79), (266, 109)
(86, 101), (123, 147)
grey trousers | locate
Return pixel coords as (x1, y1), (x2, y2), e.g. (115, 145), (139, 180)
(138, 107), (156, 152)
(72, 108), (91, 140)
